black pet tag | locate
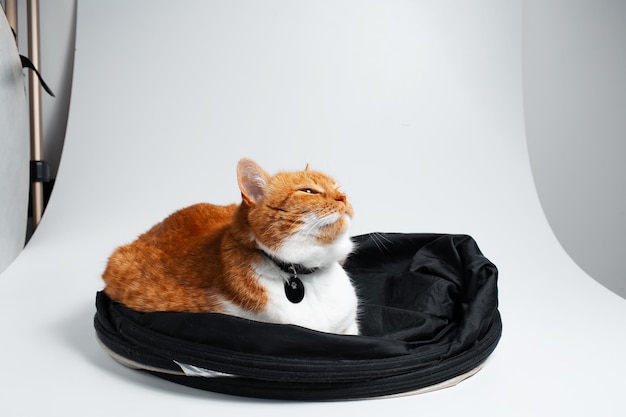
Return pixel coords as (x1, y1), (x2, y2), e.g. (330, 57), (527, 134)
(285, 276), (305, 303)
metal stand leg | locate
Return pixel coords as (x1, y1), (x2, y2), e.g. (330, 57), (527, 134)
(27, 0), (45, 228)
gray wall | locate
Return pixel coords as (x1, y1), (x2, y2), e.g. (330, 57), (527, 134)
(523, 0), (626, 298)
(2, 0), (625, 297)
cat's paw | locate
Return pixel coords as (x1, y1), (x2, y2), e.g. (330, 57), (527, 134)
(343, 322), (360, 335)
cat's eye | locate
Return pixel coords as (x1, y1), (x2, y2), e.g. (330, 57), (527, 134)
(300, 188), (319, 195)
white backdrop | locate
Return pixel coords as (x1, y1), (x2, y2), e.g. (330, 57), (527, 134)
(5, 0), (625, 298)
(1, 1), (625, 416)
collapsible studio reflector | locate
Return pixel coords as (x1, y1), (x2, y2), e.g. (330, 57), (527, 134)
(95, 233), (502, 400)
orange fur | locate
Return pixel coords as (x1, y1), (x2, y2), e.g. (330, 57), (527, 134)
(102, 158), (353, 315)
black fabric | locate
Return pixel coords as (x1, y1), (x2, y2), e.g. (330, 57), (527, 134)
(94, 233), (502, 400)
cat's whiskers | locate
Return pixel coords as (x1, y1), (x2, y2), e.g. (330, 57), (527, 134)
(370, 232), (392, 254)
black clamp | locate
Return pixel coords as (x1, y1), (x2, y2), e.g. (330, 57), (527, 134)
(30, 160), (50, 183)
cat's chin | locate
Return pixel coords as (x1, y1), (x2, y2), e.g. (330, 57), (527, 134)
(257, 227), (353, 269)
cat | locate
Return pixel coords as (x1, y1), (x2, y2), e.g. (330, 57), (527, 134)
(102, 158), (359, 335)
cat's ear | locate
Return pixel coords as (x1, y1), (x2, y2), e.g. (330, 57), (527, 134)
(237, 158), (270, 206)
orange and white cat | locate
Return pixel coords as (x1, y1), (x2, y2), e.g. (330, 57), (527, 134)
(102, 158), (359, 335)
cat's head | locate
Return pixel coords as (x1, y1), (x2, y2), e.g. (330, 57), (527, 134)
(237, 158), (354, 267)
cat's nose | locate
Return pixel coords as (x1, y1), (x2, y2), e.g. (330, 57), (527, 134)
(335, 194), (347, 204)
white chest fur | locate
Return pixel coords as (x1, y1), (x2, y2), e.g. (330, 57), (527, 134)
(224, 261), (359, 335)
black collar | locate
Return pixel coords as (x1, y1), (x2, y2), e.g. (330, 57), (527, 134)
(257, 250), (320, 276)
